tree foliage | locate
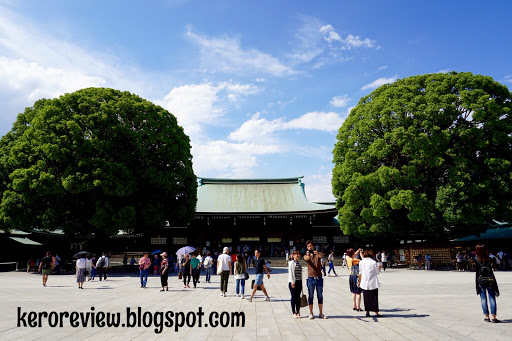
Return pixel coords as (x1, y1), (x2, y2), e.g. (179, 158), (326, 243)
(332, 72), (512, 237)
(0, 88), (197, 235)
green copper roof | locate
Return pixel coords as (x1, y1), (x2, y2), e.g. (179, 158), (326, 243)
(454, 227), (512, 242)
(196, 177), (337, 214)
(9, 237), (43, 246)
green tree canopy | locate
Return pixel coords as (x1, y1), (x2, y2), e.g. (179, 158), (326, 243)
(0, 87), (197, 235)
(332, 72), (512, 237)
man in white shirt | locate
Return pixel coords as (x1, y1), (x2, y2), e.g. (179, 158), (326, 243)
(217, 247), (232, 296)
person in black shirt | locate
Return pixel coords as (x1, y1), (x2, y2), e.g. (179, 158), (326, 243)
(182, 254), (191, 288)
(248, 249), (270, 302)
(38, 251), (53, 287)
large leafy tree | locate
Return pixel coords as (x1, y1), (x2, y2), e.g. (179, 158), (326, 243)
(0, 88), (197, 235)
(333, 72), (512, 237)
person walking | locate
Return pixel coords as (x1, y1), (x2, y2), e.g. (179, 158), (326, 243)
(139, 252), (151, 288)
(85, 256), (92, 281)
(248, 249), (271, 302)
(182, 254), (192, 288)
(160, 252), (169, 291)
(76, 255), (87, 289)
(54, 254), (61, 274)
(38, 251), (53, 287)
(303, 241), (327, 319)
(89, 255), (97, 280)
(320, 253), (327, 277)
(288, 250), (303, 318)
(346, 248), (363, 312)
(456, 251), (465, 271)
(342, 252), (347, 268)
(204, 252), (213, 283)
(425, 254), (431, 270)
(234, 254), (247, 298)
(475, 244), (501, 323)
(153, 254), (160, 275)
(381, 251), (388, 271)
(217, 247), (232, 296)
(97, 252), (109, 281)
(360, 249), (382, 318)
(191, 252), (201, 288)
(328, 251), (337, 276)
(230, 252), (237, 275)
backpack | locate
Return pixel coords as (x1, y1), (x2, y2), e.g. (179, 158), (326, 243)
(97, 257), (106, 268)
(477, 261), (496, 288)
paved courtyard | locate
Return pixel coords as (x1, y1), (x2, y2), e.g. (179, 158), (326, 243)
(0, 267), (511, 340)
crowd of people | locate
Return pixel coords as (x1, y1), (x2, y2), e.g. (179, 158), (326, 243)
(32, 242), (504, 322)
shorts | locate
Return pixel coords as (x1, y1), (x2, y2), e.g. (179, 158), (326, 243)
(254, 273), (264, 286)
(42, 269), (50, 276)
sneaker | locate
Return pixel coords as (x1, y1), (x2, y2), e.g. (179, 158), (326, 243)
(319, 314), (328, 319)
(484, 318), (491, 322)
(187, 284), (190, 288)
(241, 295), (244, 299)
(492, 319), (501, 323)
(308, 314), (314, 320)
(264, 296), (270, 301)
(220, 292), (224, 296)
(247, 297), (252, 302)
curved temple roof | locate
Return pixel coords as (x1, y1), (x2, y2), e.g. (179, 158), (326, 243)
(195, 177), (337, 214)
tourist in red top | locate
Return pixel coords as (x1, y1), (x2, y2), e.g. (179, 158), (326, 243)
(139, 252), (151, 288)
(231, 252), (237, 275)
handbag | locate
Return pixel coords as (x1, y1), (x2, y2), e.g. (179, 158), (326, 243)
(300, 289), (308, 307)
(178, 272), (182, 280)
(245, 272), (249, 280)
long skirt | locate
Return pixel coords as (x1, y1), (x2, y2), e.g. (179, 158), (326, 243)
(363, 288), (379, 312)
(76, 268), (86, 283)
(349, 274), (361, 294)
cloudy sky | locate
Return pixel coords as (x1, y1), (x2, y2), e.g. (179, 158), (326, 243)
(0, 1), (510, 202)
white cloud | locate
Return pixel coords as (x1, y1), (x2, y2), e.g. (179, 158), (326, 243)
(0, 57), (106, 102)
(229, 111), (344, 143)
(303, 170), (336, 202)
(0, 6), (152, 134)
(378, 65), (388, 70)
(192, 140), (280, 178)
(437, 69), (450, 74)
(361, 76), (398, 90)
(185, 26), (295, 77)
(330, 94), (350, 107)
(320, 24), (375, 49)
(288, 16), (377, 68)
(286, 112), (344, 132)
(157, 81), (260, 140)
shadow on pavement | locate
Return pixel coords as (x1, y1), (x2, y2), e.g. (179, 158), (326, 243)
(329, 313), (429, 319)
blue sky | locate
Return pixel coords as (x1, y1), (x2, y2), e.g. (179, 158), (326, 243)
(0, 0), (511, 201)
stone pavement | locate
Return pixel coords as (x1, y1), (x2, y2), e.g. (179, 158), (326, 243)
(0, 267), (511, 340)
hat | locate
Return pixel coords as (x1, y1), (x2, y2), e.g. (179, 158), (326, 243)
(161, 252), (167, 257)
(223, 247), (229, 253)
